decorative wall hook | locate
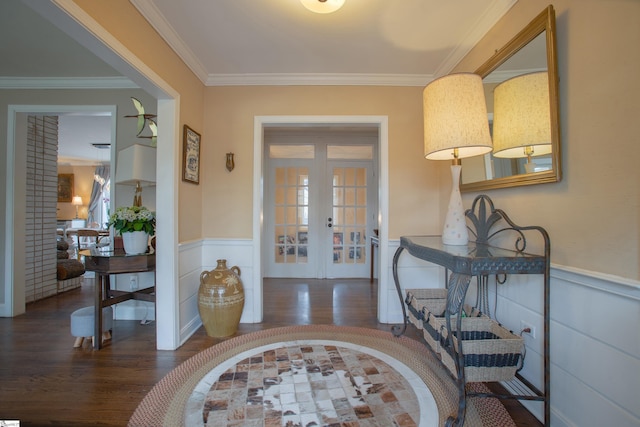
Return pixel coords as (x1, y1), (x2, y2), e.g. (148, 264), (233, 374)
(226, 152), (235, 172)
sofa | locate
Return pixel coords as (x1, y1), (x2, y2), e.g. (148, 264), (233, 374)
(56, 238), (85, 292)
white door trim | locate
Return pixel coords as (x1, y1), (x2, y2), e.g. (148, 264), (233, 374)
(253, 116), (389, 322)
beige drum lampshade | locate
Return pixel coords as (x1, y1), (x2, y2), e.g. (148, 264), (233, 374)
(492, 72), (551, 159)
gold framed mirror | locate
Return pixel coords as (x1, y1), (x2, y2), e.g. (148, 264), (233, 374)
(461, 5), (561, 192)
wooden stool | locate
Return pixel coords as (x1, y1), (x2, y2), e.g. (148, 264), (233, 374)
(70, 306), (113, 348)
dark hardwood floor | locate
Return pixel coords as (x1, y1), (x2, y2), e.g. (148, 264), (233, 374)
(0, 277), (541, 426)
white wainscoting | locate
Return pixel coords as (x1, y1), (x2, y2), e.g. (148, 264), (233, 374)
(386, 238), (640, 427)
(178, 239), (204, 345)
(546, 267), (640, 427)
(380, 240), (445, 325)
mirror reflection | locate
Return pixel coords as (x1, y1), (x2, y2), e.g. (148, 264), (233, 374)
(461, 6), (561, 192)
(492, 70), (551, 173)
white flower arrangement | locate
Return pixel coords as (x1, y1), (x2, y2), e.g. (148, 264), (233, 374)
(108, 206), (155, 235)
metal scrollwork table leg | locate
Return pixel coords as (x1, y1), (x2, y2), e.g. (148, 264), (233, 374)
(443, 272), (473, 427)
(391, 244), (475, 426)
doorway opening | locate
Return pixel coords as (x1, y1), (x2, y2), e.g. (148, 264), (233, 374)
(5, 105), (116, 311)
(264, 129), (378, 279)
(252, 116), (389, 323)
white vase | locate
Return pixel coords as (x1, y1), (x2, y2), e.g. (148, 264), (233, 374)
(442, 164), (469, 246)
(122, 231), (149, 255)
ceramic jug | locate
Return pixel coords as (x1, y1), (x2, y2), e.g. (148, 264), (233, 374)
(198, 259), (245, 337)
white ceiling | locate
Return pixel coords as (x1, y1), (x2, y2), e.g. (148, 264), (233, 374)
(1, 0), (519, 164)
(132, 0), (517, 86)
(57, 114), (113, 167)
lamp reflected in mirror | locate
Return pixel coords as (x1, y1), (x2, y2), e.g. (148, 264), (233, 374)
(492, 71), (551, 174)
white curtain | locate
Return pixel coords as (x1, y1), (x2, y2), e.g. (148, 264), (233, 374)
(88, 165), (110, 228)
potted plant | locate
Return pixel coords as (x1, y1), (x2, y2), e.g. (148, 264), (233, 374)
(108, 206), (155, 254)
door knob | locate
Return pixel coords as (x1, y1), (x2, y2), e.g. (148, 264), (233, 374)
(327, 217), (333, 228)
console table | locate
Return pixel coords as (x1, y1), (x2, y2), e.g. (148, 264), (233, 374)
(392, 195), (550, 426)
(82, 248), (156, 350)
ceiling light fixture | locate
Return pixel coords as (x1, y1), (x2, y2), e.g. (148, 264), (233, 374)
(300, 0), (345, 14)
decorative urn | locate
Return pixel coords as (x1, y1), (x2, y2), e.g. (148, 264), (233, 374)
(198, 259), (245, 337)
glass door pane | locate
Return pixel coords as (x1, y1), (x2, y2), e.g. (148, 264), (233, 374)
(327, 165), (369, 277)
(274, 167), (309, 265)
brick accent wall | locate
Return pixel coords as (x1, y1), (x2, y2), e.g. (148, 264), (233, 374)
(25, 116), (59, 303)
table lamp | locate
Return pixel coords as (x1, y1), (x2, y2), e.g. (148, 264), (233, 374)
(72, 196), (83, 219)
(423, 73), (492, 245)
(492, 72), (551, 173)
(115, 144), (156, 207)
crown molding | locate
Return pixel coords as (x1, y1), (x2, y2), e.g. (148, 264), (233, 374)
(0, 76), (138, 89)
(0, 73), (433, 89)
(206, 73), (434, 87)
(130, 0), (209, 84)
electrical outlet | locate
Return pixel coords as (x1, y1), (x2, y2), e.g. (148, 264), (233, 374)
(129, 275), (138, 291)
(520, 320), (536, 339)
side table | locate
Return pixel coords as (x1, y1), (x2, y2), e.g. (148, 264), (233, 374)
(82, 248), (156, 349)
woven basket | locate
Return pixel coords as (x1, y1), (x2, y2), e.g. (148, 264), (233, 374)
(440, 318), (524, 382)
(422, 305), (485, 354)
(405, 289), (447, 330)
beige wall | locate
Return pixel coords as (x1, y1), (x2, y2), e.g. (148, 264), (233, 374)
(453, 0), (640, 280)
(75, 0), (206, 242)
(75, 0), (640, 280)
(202, 85), (442, 239)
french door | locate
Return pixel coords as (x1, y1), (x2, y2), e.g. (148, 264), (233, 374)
(265, 142), (376, 278)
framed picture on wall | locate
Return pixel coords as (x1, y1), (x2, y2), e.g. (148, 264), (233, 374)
(182, 125), (201, 184)
(57, 174), (74, 202)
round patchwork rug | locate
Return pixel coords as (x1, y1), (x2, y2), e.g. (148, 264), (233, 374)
(186, 341), (435, 426)
(129, 325), (515, 427)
